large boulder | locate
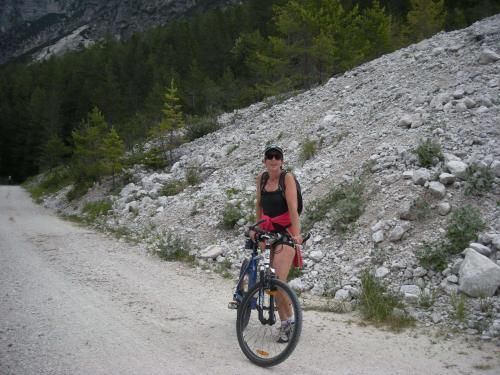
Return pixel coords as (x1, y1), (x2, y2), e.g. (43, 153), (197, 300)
(459, 249), (500, 297)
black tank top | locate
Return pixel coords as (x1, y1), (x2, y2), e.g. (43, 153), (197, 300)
(261, 188), (288, 217)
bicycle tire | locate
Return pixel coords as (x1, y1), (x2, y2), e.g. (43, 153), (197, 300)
(237, 258), (251, 328)
(236, 278), (302, 367)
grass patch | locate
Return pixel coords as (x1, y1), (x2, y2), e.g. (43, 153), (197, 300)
(155, 232), (195, 264)
(220, 204), (242, 229)
(215, 258), (233, 279)
(450, 293), (467, 322)
(185, 168), (200, 186)
(358, 269), (414, 332)
(287, 267), (303, 281)
(23, 166), (72, 201)
(66, 180), (93, 201)
(409, 196), (431, 221)
(184, 115), (220, 141)
(445, 205), (485, 254)
(303, 181), (363, 232)
(160, 180), (187, 196)
(464, 165), (494, 196)
(418, 290), (437, 309)
(412, 138), (443, 167)
(82, 200), (112, 221)
(300, 138), (317, 162)
(417, 242), (448, 271)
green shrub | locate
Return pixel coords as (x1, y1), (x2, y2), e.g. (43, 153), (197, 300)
(464, 165), (494, 196)
(220, 204), (242, 229)
(412, 138), (443, 167)
(358, 269), (413, 331)
(445, 205), (485, 254)
(66, 180), (93, 201)
(25, 166), (72, 201)
(155, 232), (195, 263)
(303, 181), (363, 232)
(409, 197), (431, 221)
(226, 144), (239, 155)
(330, 191), (363, 233)
(300, 138), (317, 161)
(417, 242), (448, 271)
(216, 258), (233, 279)
(125, 148), (168, 170)
(287, 267), (303, 281)
(82, 200), (112, 221)
(160, 180), (187, 196)
(450, 293), (467, 322)
(184, 115), (220, 141)
(185, 168), (200, 186)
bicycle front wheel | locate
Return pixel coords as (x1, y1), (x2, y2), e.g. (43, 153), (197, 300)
(236, 278), (302, 367)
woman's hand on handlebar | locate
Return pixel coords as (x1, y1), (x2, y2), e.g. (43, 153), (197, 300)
(248, 229), (257, 241)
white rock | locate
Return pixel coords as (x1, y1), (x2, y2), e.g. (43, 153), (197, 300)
(388, 222), (411, 242)
(479, 48), (500, 64)
(288, 278), (304, 291)
(334, 289), (351, 301)
(439, 173), (455, 185)
(437, 202), (451, 216)
(459, 249), (500, 297)
(402, 170), (413, 179)
(447, 275), (459, 284)
(412, 168), (431, 185)
(400, 284), (421, 295)
(375, 266), (390, 278)
(309, 250), (324, 262)
(428, 181), (446, 199)
(468, 243), (492, 257)
(490, 160), (500, 177)
(413, 267), (427, 277)
(372, 230), (384, 243)
(199, 245), (224, 259)
(446, 160), (468, 178)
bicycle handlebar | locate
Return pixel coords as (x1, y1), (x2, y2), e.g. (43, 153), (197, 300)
(246, 221), (311, 246)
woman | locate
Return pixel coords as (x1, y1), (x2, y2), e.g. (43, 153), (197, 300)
(251, 145), (302, 343)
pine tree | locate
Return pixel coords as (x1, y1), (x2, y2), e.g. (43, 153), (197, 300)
(406, 0), (446, 42)
(39, 135), (70, 171)
(101, 127), (124, 189)
(149, 79), (185, 162)
(71, 107), (109, 183)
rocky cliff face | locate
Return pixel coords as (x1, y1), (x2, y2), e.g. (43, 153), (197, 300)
(0, 0), (241, 64)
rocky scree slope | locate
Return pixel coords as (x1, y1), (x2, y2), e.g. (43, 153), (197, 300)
(44, 15), (500, 342)
(0, 0), (241, 64)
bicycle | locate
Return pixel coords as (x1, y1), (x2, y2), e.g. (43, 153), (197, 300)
(229, 220), (310, 367)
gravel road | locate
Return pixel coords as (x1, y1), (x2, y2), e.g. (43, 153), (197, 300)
(1, 186), (499, 375)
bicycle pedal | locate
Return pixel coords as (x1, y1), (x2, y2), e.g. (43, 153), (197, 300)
(228, 301), (238, 310)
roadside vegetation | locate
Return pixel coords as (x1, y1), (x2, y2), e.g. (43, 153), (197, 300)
(358, 269), (414, 332)
(417, 205), (485, 270)
(302, 180), (364, 233)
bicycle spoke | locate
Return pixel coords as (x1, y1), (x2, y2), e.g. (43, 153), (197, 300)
(236, 279), (302, 366)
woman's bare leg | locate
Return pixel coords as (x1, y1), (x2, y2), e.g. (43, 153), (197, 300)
(271, 244), (295, 321)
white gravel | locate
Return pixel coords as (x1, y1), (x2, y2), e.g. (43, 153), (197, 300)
(1, 186), (499, 374)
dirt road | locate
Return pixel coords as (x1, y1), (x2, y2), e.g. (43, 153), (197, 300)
(1, 186), (499, 375)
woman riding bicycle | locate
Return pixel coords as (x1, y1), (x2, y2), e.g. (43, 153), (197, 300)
(250, 145), (302, 343)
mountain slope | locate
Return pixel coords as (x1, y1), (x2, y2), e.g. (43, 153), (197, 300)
(0, 0), (242, 64)
(43, 14), (500, 340)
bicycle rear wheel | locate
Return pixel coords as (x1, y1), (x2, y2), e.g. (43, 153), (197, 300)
(236, 278), (302, 367)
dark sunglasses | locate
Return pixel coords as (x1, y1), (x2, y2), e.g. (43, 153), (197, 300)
(265, 152), (283, 160)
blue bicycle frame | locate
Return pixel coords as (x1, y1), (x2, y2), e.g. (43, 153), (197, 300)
(232, 239), (261, 305)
